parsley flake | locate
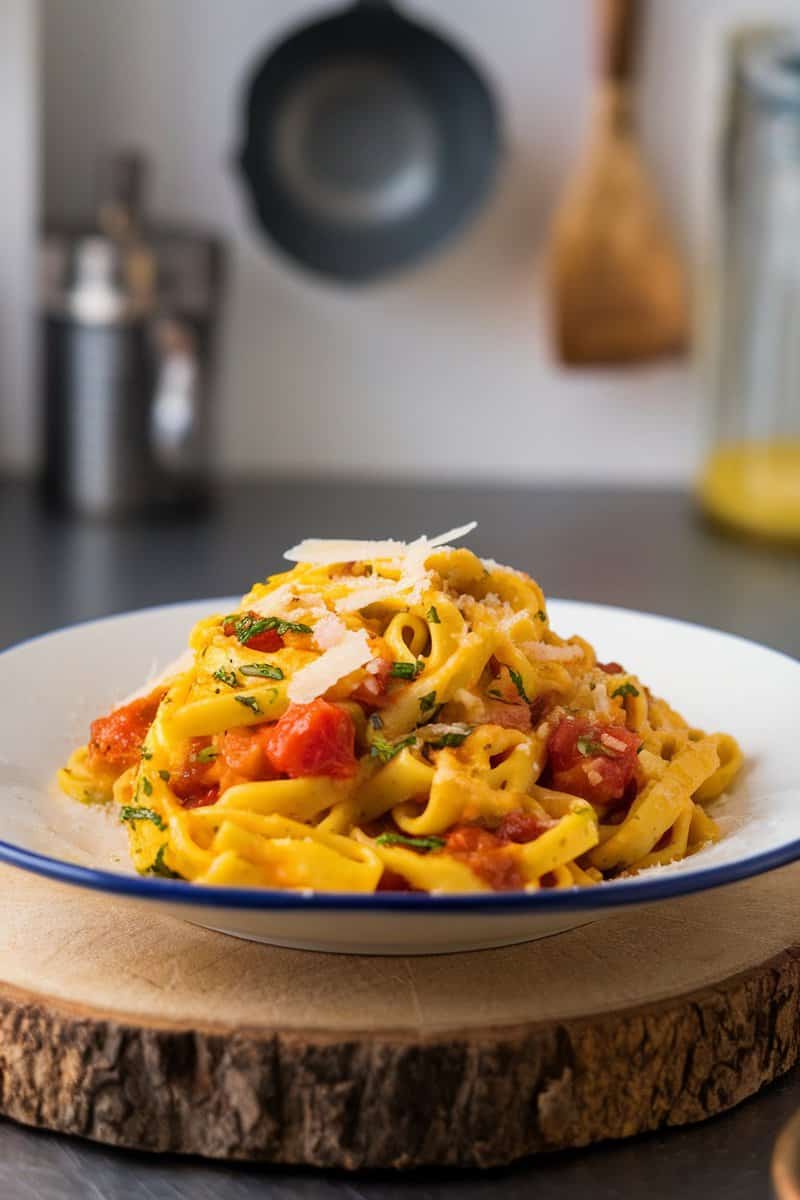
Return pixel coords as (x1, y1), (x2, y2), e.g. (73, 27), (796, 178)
(158, 769), (171, 782)
(425, 725), (472, 749)
(508, 667), (530, 703)
(427, 606), (441, 624)
(196, 745), (218, 763)
(213, 666), (239, 688)
(612, 683), (640, 699)
(369, 734), (416, 763)
(240, 662), (284, 681)
(140, 776), (153, 797)
(419, 691), (437, 716)
(121, 805), (166, 830)
(390, 660), (423, 680)
(149, 844), (182, 879)
(375, 833), (445, 853)
(234, 695), (262, 714)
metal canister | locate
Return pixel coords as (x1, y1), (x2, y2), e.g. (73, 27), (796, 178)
(41, 154), (225, 517)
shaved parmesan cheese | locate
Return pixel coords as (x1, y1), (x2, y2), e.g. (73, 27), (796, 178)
(526, 642), (584, 663)
(287, 630), (372, 704)
(313, 613), (346, 650)
(334, 579), (398, 613)
(247, 584), (328, 623)
(593, 683), (610, 714)
(284, 538), (407, 565)
(426, 521), (477, 548)
(284, 522), (477, 567)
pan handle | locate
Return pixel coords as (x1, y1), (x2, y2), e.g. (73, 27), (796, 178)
(596, 0), (637, 83)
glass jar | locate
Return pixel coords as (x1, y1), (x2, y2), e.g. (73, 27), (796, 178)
(699, 30), (800, 541)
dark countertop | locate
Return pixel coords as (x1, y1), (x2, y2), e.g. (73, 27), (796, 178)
(1, 477), (799, 1200)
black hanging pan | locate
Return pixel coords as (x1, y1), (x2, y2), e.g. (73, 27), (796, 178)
(237, 0), (500, 281)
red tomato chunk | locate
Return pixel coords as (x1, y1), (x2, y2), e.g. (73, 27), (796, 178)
(265, 699), (358, 779)
(171, 738), (220, 808)
(222, 612), (284, 653)
(89, 689), (165, 769)
(547, 717), (640, 805)
(444, 825), (524, 891)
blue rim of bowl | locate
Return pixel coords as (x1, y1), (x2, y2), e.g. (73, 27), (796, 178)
(1, 597), (799, 915)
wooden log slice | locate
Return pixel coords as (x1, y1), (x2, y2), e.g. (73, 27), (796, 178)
(2, 862), (800, 1169)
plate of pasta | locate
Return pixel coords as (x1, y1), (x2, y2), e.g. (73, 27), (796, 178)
(1, 522), (799, 954)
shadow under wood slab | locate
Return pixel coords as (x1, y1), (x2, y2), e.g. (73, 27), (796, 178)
(1, 863), (800, 1168)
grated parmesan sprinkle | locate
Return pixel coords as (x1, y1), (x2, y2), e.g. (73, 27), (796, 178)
(526, 642), (584, 663)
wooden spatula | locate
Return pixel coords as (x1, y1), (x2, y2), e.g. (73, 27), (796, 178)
(549, 0), (688, 365)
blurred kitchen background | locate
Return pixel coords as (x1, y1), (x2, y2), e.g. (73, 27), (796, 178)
(2, 0), (800, 519)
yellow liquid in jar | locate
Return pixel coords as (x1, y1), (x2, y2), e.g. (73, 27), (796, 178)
(698, 440), (800, 540)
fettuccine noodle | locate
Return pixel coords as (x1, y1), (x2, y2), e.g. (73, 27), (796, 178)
(60, 524), (741, 893)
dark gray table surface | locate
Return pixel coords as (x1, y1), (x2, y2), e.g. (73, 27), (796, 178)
(1, 477), (799, 1200)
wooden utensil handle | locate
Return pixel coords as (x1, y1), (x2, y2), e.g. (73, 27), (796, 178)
(597, 0), (637, 82)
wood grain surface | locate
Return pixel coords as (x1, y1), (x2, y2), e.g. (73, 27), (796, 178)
(2, 862), (800, 1167)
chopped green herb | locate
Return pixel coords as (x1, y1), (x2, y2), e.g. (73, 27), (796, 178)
(234, 695), (262, 714)
(508, 667), (529, 703)
(213, 666), (239, 688)
(419, 691), (437, 716)
(427, 606), (441, 624)
(612, 683), (640, 699)
(576, 735), (611, 758)
(369, 734), (416, 763)
(426, 727), (472, 749)
(227, 613), (312, 643)
(158, 769), (171, 782)
(390, 660), (423, 679)
(375, 833), (445, 853)
(535, 610), (547, 621)
(140, 776), (153, 797)
(140, 747), (153, 760)
(368, 712), (384, 730)
(240, 662), (284, 681)
(121, 805), (166, 830)
(150, 844), (181, 879)
(196, 745), (218, 762)
(488, 688), (504, 700)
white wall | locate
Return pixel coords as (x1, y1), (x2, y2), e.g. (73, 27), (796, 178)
(0, 0), (37, 471)
(38, 0), (796, 484)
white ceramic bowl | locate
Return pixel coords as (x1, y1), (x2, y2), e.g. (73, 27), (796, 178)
(0, 598), (798, 955)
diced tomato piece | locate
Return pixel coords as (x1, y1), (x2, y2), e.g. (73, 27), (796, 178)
(445, 825), (524, 891)
(222, 612), (284, 653)
(547, 717), (640, 805)
(351, 657), (393, 708)
(597, 661), (624, 675)
(218, 725), (281, 785)
(265, 699), (357, 779)
(495, 810), (553, 843)
(241, 627), (284, 653)
(179, 786), (219, 810)
(88, 689), (165, 768)
(170, 738), (219, 805)
(446, 825), (503, 854)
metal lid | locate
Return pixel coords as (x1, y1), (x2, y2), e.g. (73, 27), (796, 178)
(41, 152), (224, 323)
